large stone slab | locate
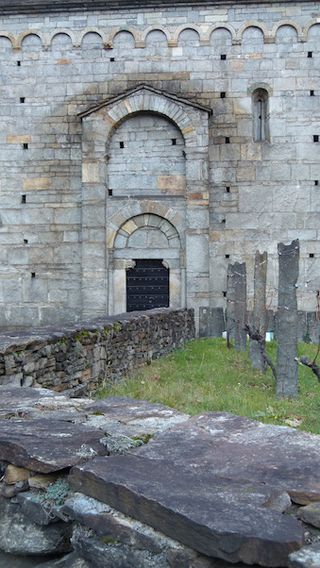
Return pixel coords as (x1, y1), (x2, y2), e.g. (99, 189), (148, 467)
(0, 418), (108, 473)
(0, 386), (89, 421)
(69, 455), (303, 567)
(134, 412), (320, 504)
(82, 396), (189, 433)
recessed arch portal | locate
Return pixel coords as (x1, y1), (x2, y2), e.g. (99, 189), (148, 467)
(112, 213), (183, 315)
(80, 85), (210, 321)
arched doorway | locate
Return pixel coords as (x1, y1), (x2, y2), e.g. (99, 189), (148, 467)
(126, 259), (169, 311)
(112, 212), (183, 315)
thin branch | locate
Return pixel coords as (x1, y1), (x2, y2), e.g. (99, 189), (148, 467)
(244, 324), (277, 382)
(300, 355), (320, 383)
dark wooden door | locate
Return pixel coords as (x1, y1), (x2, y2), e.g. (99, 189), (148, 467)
(126, 259), (169, 312)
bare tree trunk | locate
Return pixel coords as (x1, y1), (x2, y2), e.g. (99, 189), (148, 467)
(250, 251), (268, 372)
(277, 239), (299, 399)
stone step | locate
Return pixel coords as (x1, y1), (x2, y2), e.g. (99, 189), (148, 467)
(134, 412), (320, 505)
(69, 454), (303, 567)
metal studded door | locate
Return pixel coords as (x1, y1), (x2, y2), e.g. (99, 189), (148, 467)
(126, 259), (169, 312)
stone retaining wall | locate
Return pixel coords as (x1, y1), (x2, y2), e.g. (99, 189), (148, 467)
(0, 308), (195, 395)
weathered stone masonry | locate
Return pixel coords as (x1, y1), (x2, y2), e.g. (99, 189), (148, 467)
(0, 308), (195, 393)
(0, 0), (319, 331)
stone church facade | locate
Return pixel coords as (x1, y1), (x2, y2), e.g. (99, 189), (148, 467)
(0, 0), (319, 331)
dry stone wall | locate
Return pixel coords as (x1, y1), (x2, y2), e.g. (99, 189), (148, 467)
(0, 308), (195, 394)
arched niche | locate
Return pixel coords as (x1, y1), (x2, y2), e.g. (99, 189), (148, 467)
(79, 85), (210, 319)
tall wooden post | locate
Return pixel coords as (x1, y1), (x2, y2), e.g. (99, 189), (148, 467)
(277, 239), (299, 398)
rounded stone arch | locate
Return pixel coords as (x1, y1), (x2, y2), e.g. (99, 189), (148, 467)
(206, 24), (235, 45)
(114, 213), (181, 250)
(303, 19), (320, 42)
(237, 21), (268, 44)
(102, 90), (199, 151)
(18, 30), (43, 50)
(107, 201), (186, 250)
(142, 26), (171, 47)
(47, 29), (76, 49)
(273, 21), (302, 43)
(108, 27), (141, 49)
(0, 33), (15, 51)
(173, 24), (202, 47)
(79, 29), (107, 48)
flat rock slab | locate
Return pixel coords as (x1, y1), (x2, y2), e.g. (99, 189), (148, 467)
(70, 455), (303, 567)
(82, 396), (189, 433)
(0, 386), (89, 420)
(134, 412), (320, 504)
(0, 418), (108, 473)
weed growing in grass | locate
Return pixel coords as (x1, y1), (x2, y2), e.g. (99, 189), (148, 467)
(96, 338), (320, 434)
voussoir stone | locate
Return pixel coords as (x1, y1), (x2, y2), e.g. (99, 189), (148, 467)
(134, 412), (320, 504)
(0, 418), (108, 473)
(69, 454), (303, 567)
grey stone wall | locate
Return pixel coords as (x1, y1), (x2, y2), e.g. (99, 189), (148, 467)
(0, 0), (319, 330)
(0, 308), (195, 393)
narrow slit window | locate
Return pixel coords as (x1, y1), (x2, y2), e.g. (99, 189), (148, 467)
(20, 97), (25, 103)
(252, 88), (269, 142)
(221, 54), (226, 60)
(119, 141), (124, 148)
(225, 137), (230, 144)
(171, 138), (177, 145)
(308, 51), (313, 58)
(220, 92), (226, 99)
(108, 189), (113, 196)
(23, 143), (28, 150)
(310, 90), (315, 96)
(21, 195), (26, 203)
(315, 180), (319, 186)
(313, 135), (319, 143)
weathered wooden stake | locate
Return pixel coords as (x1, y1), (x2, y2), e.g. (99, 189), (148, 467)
(250, 251), (268, 371)
(227, 262), (247, 350)
(277, 239), (299, 398)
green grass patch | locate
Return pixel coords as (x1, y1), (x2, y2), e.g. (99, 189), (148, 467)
(96, 339), (320, 434)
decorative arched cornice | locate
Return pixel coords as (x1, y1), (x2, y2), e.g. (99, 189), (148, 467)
(0, 18), (318, 51)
